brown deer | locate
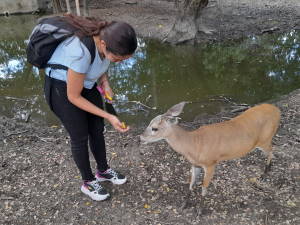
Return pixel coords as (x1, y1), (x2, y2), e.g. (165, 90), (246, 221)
(140, 102), (280, 196)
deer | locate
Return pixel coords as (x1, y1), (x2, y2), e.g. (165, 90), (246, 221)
(140, 102), (280, 196)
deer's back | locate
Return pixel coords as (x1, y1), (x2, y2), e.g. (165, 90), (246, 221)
(193, 104), (280, 163)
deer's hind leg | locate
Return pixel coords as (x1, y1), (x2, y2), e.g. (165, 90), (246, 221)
(257, 141), (273, 173)
(189, 166), (202, 191)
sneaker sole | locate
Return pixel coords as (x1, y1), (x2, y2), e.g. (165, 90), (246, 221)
(80, 186), (110, 201)
(96, 177), (127, 185)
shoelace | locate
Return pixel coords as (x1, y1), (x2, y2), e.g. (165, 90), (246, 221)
(106, 168), (118, 178)
(88, 180), (103, 191)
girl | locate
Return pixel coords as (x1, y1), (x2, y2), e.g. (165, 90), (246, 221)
(44, 14), (137, 201)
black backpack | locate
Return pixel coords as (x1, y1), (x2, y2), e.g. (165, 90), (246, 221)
(26, 16), (95, 70)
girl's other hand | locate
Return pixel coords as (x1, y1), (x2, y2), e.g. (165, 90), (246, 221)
(102, 82), (114, 99)
(107, 114), (130, 132)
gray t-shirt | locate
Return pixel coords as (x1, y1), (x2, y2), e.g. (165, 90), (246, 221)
(45, 36), (110, 89)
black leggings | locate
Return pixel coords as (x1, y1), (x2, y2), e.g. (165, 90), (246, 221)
(44, 75), (108, 181)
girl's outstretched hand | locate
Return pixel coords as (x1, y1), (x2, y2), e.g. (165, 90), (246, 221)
(101, 80), (114, 100)
(107, 114), (130, 132)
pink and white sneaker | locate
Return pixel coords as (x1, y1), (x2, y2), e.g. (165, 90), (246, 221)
(80, 180), (109, 201)
(96, 168), (127, 185)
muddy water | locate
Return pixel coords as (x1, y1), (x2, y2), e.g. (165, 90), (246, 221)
(0, 15), (299, 126)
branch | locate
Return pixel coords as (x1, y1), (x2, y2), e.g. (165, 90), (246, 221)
(4, 130), (29, 138)
(117, 99), (157, 110)
(126, 101), (157, 110)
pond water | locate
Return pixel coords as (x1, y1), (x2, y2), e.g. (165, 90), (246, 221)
(0, 15), (300, 127)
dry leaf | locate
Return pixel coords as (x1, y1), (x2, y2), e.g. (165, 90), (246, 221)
(152, 210), (161, 214)
(249, 177), (257, 183)
(287, 200), (296, 207)
(144, 204), (151, 209)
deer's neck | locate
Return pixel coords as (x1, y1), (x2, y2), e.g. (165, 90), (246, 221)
(165, 125), (200, 164)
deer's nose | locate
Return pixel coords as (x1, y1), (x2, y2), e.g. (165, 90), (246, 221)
(139, 135), (148, 144)
(139, 135), (145, 141)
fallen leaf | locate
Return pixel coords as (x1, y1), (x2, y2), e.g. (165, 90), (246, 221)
(144, 204), (151, 209)
(287, 200), (296, 207)
(152, 210), (161, 214)
(249, 177), (257, 183)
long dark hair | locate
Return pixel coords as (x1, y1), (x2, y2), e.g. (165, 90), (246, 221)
(63, 14), (137, 56)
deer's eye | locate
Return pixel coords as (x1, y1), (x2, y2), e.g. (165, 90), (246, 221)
(152, 127), (158, 132)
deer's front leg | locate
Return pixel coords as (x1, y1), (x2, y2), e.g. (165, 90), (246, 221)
(189, 166), (201, 191)
(201, 165), (215, 196)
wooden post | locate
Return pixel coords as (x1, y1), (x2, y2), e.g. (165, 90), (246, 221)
(52, 0), (63, 13)
(65, 0), (71, 13)
(75, 0), (81, 16)
(83, 0), (88, 16)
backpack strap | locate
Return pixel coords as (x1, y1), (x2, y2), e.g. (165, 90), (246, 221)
(47, 36), (96, 71)
(81, 36), (96, 64)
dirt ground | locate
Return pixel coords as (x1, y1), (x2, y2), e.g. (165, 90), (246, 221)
(1, 0), (300, 225)
(88, 0), (300, 43)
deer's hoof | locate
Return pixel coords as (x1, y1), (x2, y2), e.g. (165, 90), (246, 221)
(201, 187), (207, 196)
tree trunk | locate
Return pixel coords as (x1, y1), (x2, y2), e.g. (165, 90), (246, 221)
(75, 0), (81, 15)
(165, 0), (212, 44)
(65, 0), (71, 13)
(52, 0), (64, 13)
(83, 0), (88, 16)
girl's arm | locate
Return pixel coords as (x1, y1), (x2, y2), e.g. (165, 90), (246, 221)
(67, 69), (128, 132)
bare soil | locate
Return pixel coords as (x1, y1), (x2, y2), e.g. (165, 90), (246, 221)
(1, 0), (299, 224)
(88, 0), (300, 43)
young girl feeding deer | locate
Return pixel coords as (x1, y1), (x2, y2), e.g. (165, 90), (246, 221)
(27, 14), (137, 201)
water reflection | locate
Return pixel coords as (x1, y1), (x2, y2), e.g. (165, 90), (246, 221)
(0, 59), (24, 78)
(109, 30), (300, 123)
(0, 15), (299, 126)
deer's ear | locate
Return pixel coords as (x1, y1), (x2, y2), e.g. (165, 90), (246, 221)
(164, 102), (187, 117)
(166, 116), (179, 125)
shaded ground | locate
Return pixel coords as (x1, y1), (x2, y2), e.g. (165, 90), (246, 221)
(88, 0), (300, 43)
(1, 0), (300, 224)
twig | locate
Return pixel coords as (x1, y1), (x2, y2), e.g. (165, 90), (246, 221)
(4, 130), (29, 138)
(130, 100), (156, 110)
(162, 21), (176, 43)
(265, 212), (269, 225)
(108, 156), (116, 164)
(250, 183), (273, 194)
(262, 26), (280, 34)
(0, 196), (14, 200)
(145, 94), (152, 104)
(33, 136), (56, 143)
(231, 106), (249, 113)
(3, 96), (30, 102)
(25, 113), (31, 123)
(119, 100), (157, 110)
(209, 96), (237, 105)
(221, 117), (232, 120)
